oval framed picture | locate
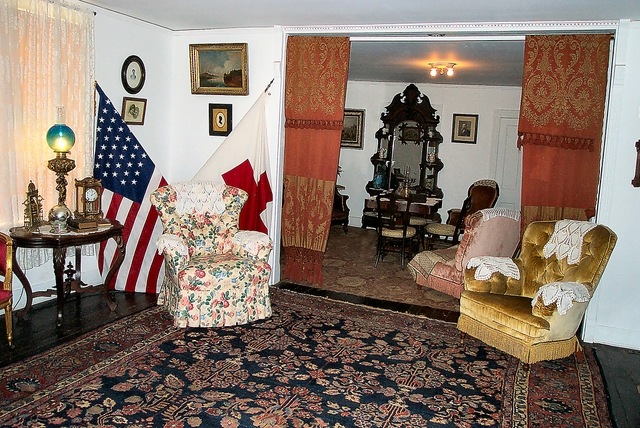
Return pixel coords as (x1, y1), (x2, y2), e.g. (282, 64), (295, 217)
(121, 55), (146, 94)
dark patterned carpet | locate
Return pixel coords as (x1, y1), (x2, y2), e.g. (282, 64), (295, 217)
(0, 288), (611, 427)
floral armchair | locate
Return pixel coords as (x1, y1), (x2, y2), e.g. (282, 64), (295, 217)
(150, 181), (273, 328)
(458, 220), (617, 363)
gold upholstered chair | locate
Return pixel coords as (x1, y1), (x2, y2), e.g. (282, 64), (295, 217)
(458, 220), (617, 364)
(150, 181), (273, 328)
(0, 232), (13, 348)
(408, 208), (521, 299)
(426, 179), (499, 247)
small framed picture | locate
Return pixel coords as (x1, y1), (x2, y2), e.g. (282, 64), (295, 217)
(341, 109), (365, 149)
(452, 114), (478, 144)
(190, 43), (248, 95)
(121, 55), (146, 94)
(209, 104), (232, 136)
(121, 97), (147, 125)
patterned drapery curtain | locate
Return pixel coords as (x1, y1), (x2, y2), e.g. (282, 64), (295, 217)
(517, 34), (611, 227)
(0, 0), (95, 232)
(281, 36), (350, 285)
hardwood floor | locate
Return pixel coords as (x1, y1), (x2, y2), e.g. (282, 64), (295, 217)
(0, 287), (638, 427)
(0, 291), (157, 368)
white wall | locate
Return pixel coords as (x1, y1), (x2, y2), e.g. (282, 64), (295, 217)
(340, 81), (522, 226)
(583, 20), (640, 350)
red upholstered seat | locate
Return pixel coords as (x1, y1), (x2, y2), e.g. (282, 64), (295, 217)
(0, 232), (13, 348)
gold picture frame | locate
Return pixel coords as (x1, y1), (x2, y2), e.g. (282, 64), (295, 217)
(122, 97), (147, 125)
(189, 43), (248, 95)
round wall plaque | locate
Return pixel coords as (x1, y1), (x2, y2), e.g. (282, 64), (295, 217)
(121, 55), (146, 94)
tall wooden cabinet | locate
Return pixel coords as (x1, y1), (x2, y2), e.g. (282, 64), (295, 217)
(363, 84), (444, 227)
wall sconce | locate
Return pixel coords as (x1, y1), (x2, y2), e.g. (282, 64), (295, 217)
(429, 63), (456, 77)
(46, 106), (76, 233)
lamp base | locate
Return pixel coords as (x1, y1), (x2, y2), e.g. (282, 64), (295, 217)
(48, 204), (72, 234)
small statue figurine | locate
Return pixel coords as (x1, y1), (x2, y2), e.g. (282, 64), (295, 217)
(23, 181), (44, 232)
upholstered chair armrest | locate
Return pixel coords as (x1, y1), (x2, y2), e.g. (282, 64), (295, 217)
(231, 231), (273, 262)
(530, 281), (593, 340)
(464, 258), (524, 295)
(157, 233), (190, 272)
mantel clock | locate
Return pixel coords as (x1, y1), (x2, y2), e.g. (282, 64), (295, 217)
(74, 177), (103, 220)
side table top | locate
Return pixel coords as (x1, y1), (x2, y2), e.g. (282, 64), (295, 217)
(10, 219), (123, 248)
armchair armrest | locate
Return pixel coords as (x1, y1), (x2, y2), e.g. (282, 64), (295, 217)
(464, 258), (524, 295)
(531, 282), (593, 341)
(157, 233), (190, 272)
(231, 231), (273, 262)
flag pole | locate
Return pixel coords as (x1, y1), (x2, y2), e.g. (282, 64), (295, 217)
(264, 78), (274, 93)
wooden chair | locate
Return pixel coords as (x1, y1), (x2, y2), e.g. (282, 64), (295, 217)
(426, 179), (499, 248)
(0, 232), (14, 348)
(331, 185), (350, 233)
(374, 193), (416, 270)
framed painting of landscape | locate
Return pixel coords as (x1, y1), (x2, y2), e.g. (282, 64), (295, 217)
(189, 43), (248, 95)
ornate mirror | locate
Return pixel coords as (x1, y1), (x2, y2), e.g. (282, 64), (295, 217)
(366, 84), (444, 200)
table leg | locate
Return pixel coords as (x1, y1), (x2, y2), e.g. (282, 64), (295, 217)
(103, 235), (125, 311)
(52, 247), (66, 327)
(12, 247), (33, 319)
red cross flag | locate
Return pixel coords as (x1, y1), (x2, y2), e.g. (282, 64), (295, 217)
(193, 91), (273, 234)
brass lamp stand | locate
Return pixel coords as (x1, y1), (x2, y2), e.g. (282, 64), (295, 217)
(46, 106), (76, 234)
(47, 153), (76, 233)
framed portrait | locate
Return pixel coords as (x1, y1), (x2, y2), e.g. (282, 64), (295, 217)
(209, 103), (232, 136)
(190, 43), (248, 95)
(341, 109), (365, 149)
(121, 55), (145, 94)
(452, 114), (478, 144)
(121, 97), (147, 125)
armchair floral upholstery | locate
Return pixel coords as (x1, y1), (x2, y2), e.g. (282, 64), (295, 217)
(150, 181), (273, 328)
(408, 208), (521, 299)
(458, 220), (617, 363)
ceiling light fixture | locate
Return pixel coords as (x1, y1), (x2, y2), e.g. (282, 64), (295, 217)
(429, 62), (456, 77)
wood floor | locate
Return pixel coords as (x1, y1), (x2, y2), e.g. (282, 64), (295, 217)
(0, 287), (638, 428)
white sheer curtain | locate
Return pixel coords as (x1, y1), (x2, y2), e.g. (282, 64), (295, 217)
(0, 0), (95, 234)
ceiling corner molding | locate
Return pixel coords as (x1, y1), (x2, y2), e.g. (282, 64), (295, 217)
(283, 20), (620, 37)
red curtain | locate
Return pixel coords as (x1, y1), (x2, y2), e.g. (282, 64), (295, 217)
(281, 36), (350, 285)
(517, 34), (611, 227)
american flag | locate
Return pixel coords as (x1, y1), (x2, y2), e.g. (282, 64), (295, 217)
(93, 84), (167, 293)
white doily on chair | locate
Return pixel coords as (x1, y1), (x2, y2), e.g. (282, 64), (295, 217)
(466, 256), (520, 280)
(531, 281), (590, 316)
(173, 181), (228, 215)
(543, 220), (596, 265)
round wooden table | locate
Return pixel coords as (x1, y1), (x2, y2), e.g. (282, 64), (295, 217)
(10, 219), (125, 327)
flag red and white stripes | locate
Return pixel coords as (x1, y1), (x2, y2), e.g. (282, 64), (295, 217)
(94, 84), (166, 293)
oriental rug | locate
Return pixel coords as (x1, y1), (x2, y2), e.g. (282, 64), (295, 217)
(0, 288), (611, 427)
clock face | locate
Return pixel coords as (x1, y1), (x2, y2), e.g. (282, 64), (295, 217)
(85, 188), (99, 202)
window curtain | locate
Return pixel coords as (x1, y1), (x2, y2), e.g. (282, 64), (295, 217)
(0, 0), (95, 235)
(517, 34), (611, 227)
(281, 36), (350, 285)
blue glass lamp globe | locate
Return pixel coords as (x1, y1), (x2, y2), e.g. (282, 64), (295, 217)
(46, 123), (75, 153)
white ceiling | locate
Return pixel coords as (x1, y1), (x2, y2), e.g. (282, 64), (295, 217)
(79, 0), (639, 86)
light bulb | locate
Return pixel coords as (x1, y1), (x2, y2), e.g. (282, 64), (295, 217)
(447, 67), (454, 76)
(429, 67), (437, 77)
